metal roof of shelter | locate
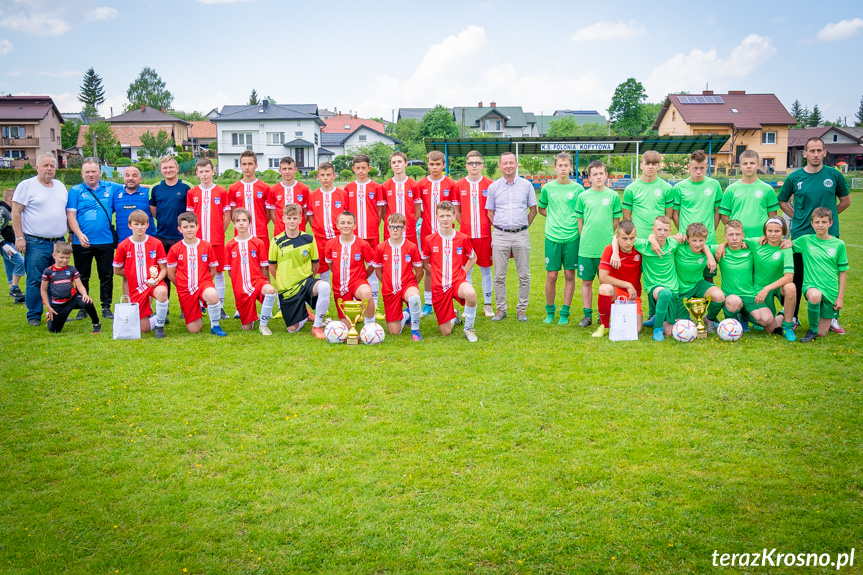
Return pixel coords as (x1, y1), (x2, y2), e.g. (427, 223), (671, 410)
(424, 135), (730, 156)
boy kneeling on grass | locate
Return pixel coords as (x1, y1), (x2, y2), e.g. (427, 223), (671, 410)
(41, 241), (100, 334)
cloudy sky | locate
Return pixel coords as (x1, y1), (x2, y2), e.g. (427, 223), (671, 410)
(1, 0), (861, 123)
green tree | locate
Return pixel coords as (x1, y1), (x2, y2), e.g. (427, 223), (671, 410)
(138, 129), (174, 159)
(78, 68), (106, 118)
(608, 78), (650, 136)
(790, 99), (808, 128)
(448, 156), (466, 180)
(347, 142), (395, 175)
(249, 89), (259, 105)
(856, 95), (863, 127)
(662, 154), (689, 178)
(61, 120), (82, 150)
(81, 121), (121, 163)
(807, 104), (823, 127)
(419, 105), (458, 139)
(547, 117), (610, 138)
(405, 141), (427, 161)
(332, 155), (352, 173)
(125, 67), (173, 112)
(171, 110), (206, 121)
(484, 158), (498, 178)
(519, 156), (547, 175)
(393, 118), (422, 144)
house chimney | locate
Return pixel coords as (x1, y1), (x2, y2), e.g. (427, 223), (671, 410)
(161, 107), (166, 113)
(262, 99), (269, 110)
(702, 90), (714, 95)
(141, 104), (145, 112)
(490, 101), (496, 107)
(728, 90), (746, 95)
(478, 101), (483, 108)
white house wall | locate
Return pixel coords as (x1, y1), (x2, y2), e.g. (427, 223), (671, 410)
(215, 118), (321, 174)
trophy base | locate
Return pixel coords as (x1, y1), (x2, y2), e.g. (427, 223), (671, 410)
(346, 337), (359, 346)
(696, 331), (708, 339)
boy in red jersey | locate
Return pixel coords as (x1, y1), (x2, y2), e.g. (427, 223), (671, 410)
(325, 211), (377, 328)
(453, 150), (494, 317)
(417, 150), (457, 316)
(372, 212), (424, 340)
(307, 161), (347, 284)
(229, 150), (271, 252)
(423, 201), (478, 342)
(187, 158), (231, 318)
(268, 155), (309, 236)
(345, 153), (386, 305)
(165, 212), (226, 336)
(112, 210), (170, 338)
(593, 220), (643, 338)
(224, 208), (277, 335)
(382, 151), (421, 246)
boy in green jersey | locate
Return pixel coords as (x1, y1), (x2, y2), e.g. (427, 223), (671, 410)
(719, 150), (779, 238)
(672, 222), (725, 333)
(672, 149), (723, 244)
(575, 160), (622, 327)
(538, 152), (584, 325)
(748, 217), (796, 341)
(795, 208), (849, 343)
(622, 150), (673, 238)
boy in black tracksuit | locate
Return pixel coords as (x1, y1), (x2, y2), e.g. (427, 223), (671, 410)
(40, 241), (101, 334)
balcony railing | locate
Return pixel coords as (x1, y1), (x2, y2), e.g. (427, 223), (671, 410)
(1, 137), (39, 147)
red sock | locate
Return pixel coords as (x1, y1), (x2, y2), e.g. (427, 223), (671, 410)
(598, 294), (612, 328)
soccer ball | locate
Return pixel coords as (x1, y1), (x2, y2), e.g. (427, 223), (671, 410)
(717, 319), (743, 341)
(359, 322), (386, 345)
(324, 321), (348, 344)
(672, 319), (697, 343)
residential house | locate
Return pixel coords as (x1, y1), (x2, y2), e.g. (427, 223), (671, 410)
(533, 110), (608, 136)
(0, 95), (64, 168)
(653, 90), (796, 173)
(211, 100), (325, 176)
(186, 121), (217, 156)
(787, 126), (863, 171)
(323, 114), (387, 136)
(397, 108), (431, 122)
(107, 106), (190, 159)
(452, 102), (534, 138)
(319, 126), (401, 160)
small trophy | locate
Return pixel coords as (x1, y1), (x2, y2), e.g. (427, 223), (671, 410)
(149, 265), (159, 285)
(336, 298), (368, 346)
(683, 295), (712, 339)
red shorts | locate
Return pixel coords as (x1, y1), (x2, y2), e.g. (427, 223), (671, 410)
(211, 244), (225, 273)
(382, 285), (418, 323)
(235, 279), (270, 325)
(614, 287), (643, 316)
(433, 282), (467, 325)
(314, 235), (329, 274)
(471, 236), (492, 267)
(178, 281), (214, 325)
(129, 281), (167, 318)
(335, 282), (371, 319)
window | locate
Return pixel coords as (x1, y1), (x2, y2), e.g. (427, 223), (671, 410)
(359, 134), (367, 141)
(3, 149), (24, 158)
(672, 110), (676, 121)
(267, 132), (285, 145)
(762, 158), (775, 169)
(344, 124), (351, 130)
(314, 133), (318, 145)
(761, 131), (777, 145)
(483, 119), (502, 131)
(295, 131), (303, 137)
(50, 128), (55, 141)
(833, 134), (839, 143)
(234, 159), (239, 168)
(730, 108), (739, 114)
(268, 158), (281, 168)
(295, 148), (304, 167)
(1, 126), (25, 138)
(231, 132), (253, 148)
(297, 121), (301, 127)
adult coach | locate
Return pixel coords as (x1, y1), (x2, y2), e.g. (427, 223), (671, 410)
(778, 137), (851, 332)
(486, 151), (537, 321)
(10, 153), (68, 326)
(149, 156), (191, 297)
(113, 166), (154, 242)
(67, 158), (121, 320)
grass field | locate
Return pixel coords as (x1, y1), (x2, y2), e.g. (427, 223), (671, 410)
(1, 194), (861, 574)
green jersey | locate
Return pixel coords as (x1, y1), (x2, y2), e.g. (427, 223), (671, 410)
(747, 237), (793, 292)
(672, 177), (723, 244)
(538, 180), (583, 243)
(674, 243), (714, 294)
(268, 232), (318, 297)
(634, 237), (680, 292)
(575, 187), (623, 257)
(717, 246), (755, 297)
(778, 166), (849, 239)
(720, 180), (779, 238)
(622, 177), (673, 238)
(792, 235), (849, 302)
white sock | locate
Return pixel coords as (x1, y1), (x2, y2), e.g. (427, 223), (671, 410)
(480, 266), (493, 305)
(424, 290), (432, 306)
(408, 294), (421, 330)
(400, 309), (410, 334)
(207, 303), (221, 327)
(260, 292), (276, 327)
(288, 318), (307, 333)
(364, 314), (376, 325)
(314, 281), (330, 327)
(368, 272), (379, 302)
(214, 272), (225, 306)
(319, 270), (330, 283)
(155, 300), (169, 327)
(149, 316), (157, 330)
(464, 305), (477, 331)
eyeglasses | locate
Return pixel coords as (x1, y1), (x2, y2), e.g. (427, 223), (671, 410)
(388, 225), (405, 230)
(466, 161), (483, 166)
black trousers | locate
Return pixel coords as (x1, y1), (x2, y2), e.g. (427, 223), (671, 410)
(48, 293), (99, 333)
(792, 251), (804, 320)
(72, 243), (115, 309)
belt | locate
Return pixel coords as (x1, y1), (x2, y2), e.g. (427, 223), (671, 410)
(493, 225), (528, 233)
(25, 234), (65, 242)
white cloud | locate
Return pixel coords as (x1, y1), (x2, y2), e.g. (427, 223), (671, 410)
(572, 20), (645, 42)
(645, 34), (776, 99)
(39, 70), (82, 79)
(0, 39), (12, 55)
(816, 18), (863, 41)
(89, 6), (119, 21)
(0, 14), (70, 36)
(0, 1), (118, 36)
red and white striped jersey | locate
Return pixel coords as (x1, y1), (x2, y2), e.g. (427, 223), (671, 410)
(382, 177), (421, 240)
(269, 180), (309, 235)
(187, 185), (230, 245)
(224, 236), (268, 296)
(308, 188), (347, 241)
(324, 235), (375, 297)
(424, 231), (473, 292)
(453, 176), (493, 239)
(229, 179), (271, 240)
(417, 176), (457, 239)
(112, 235), (166, 294)
(372, 238), (422, 295)
(166, 239), (217, 295)
(345, 180), (385, 242)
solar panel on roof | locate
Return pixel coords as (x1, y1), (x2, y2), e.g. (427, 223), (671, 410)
(678, 95), (724, 104)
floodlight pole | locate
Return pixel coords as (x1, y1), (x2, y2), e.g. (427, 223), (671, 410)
(708, 141), (713, 176)
(635, 141), (640, 179)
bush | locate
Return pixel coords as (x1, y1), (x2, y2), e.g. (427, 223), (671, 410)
(113, 157), (132, 167)
(368, 167), (379, 178)
(134, 159), (154, 172)
(208, 141), (217, 151)
(22, 163), (33, 170)
(66, 156), (84, 168)
(405, 166), (426, 179)
(220, 169), (241, 180)
(260, 169), (280, 184)
(54, 168), (83, 187)
(339, 169), (353, 181)
(307, 170), (318, 180)
(176, 151), (192, 163)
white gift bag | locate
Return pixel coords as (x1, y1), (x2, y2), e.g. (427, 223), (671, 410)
(609, 296), (638, 341)
(113, 296), (141, 340)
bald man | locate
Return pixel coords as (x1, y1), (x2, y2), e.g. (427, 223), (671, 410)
(113, 166), (155, 242)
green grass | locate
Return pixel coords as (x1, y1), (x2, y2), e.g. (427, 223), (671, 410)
(1, 195), (862, 574)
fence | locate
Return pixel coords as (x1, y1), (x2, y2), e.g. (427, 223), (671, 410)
(852, 178), (863, 190)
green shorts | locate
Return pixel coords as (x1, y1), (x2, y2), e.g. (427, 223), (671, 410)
(645, 285), (690, 322)
(736, 295), (768, 314)
(703, 267), (717, 281)
(577, 256), (601, 280)
(680, 279), (715, 300)
(809, 296), (839, 320)
(762, 287), (784, 316)
(545, 237), (579, 272)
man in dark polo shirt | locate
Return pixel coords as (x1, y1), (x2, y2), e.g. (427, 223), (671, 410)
(149, 155), (190, 298)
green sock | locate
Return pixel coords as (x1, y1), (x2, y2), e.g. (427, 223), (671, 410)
(707, 301), (724, 321)
(654, 288), (672, 327)
(782, 321), (794, 330)
(583, 307), (592, 317)
(559, 305), (571, 318)
(724, 308), (739, 320)
(807, 301), (820, 331)
(545, 304), (556, 316)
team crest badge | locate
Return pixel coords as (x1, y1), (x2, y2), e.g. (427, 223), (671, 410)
(149, 250), (157, 258)
(214, 197), (220, 204)
(698, 257), (704, 264)
(201, 254), (208, 262)
(602, 198), (610, 206)
(231, 251), (237, 257)
(193, 197), (199, 203)
(251, 250), (257, 257)
(704, 189), (712, 195)
(825, 179), (834, 188)
(655, 189), (662, 197)
(772, 252), (781, 260)
(482, 190), (488, 197)
(383, 254), (389, 261)
(432, 246), (440, 253)
(405, 255), (411, 262)
(315, 201), (320, 206)
(827, 248), (837, 256)
(354, 253), (361, 261)
(302, 249), (308, 257)
(456, 247), (463, 255)
(257, 191), (263, 198)
(65, 270), (70, 275)
(369, 192), (375, 199)
(335, 201), (342, 208)
(297, 194), (303, 201)
(276, 195), (282, 201)
(755, 190), (763, 198)
(568, 192), (575, 199)
(118, 192), (123, 198)
(634, 255), (641, 261)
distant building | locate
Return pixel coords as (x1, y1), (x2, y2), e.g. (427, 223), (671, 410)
(319, 126), (401, 160)
(452, 102), (534, 137)
(787, 126), (863, 171)
(534, 110), (608, 136)
(0, 95), (64, 168)
(186, 121), (217, 156)
(397, 108), (431, 122)
(75, 105), (190, 162)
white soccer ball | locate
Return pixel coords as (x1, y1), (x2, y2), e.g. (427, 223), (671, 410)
(359, 322), (386, 345)
(324, 321), (348, 344)
(672, 319), (698, 343)
(717, 318), (743, 342)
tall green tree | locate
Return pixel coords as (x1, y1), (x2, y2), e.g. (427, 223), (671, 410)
(807, 104), (824, 127)
(78, 67), (106, 118)
(392, 118), (422, 145)
(61, 120), (82, 150)
(790, 99), (807, 127)
(125, 67), (173, 112)
(547, 117), (609, 138)
(347, 142), (396, 175)
(419, 105), (458, 139)
(138, 130), (174, 158)
(856, 95), (863, 127)
(249, 89), (259, 105)
(171, 110), (206, 121)
(608, 78), (650, 136)
(81, 121), (121, 163)
(519, 156), (547, 175)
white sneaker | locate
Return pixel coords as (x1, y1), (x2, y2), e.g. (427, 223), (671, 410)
(483, 304), (494, 318)
(463, 328), (478, 343)
(259, 324), (272, 336)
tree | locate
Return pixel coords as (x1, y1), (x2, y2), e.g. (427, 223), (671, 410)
(81, 121), (120, 164)
(332, 155), (352, 173)
(78, 68), (106, 118)
(608, 78), (650, 136)
(171, 110), (206, 121)
(61, 120), (82, 150)
(249, 89), (259, 105)
(392, 118), (422, 144)
(856, 95), (863, 127)
(138, 129), (174, 159)
(662, 154), (689, 178)
(347, 142), (395, 175)
(484, 158), (498, 178)
(404, 141), (427, 161)
(547, 117), (609, 138)
(419, 105), (458, 139)
(519, 156), (546, 175)
(790, 99), (808, 128)
(125, 67), (173, 112)
(807, 104), (823, 127)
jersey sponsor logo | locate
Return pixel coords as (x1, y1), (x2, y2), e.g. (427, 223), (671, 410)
(118, 192), (124, 198)
(827, 247), (837, 256)
(383, 254), (389, 261)
(149, 250), (157, 258)
(125, 251), (132, 257)
(178, 254), (184, 260)
(122, 204), (135, 210)
(193, 197), (199, 203)
(432, 246), (440, 253)
(824, 178), (834, 188)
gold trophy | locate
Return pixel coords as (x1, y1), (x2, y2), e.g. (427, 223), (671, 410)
(683, 295), (712, 339)
(336, 298), (369, 346)
(149, 265), (159, 285)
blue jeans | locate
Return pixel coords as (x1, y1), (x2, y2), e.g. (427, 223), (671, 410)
(23, 236), (57, 321)
(3, 246), (25, 284)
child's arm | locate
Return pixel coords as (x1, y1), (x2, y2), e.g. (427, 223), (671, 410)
(756, 273), (792, 304)
(671, 233), (686, 243)
(647, 233), (664, 256)
(73, 277), (92, 304)
(167, 266), (177, 284)
(612, 217), (620, 231)
(414, 265), (423, 285)
(598, 268), (637, 299)
(422, 257), (431, 274)
(780, 238), (792, 249)
(114, 264), (125, 278)
(267, 207), (276, 225)
(713, 207), (720, 230)
(41, 279), (56, 319)
(719, 214), (730, 226)
(311, 261), (319, 275)
(209, 264), (217, 278)
(610, 235), (620, 269)
(714, 242), (727, 261)
(454, 205), (462, 224)
(378, 204), (386, 223)
(224, 209), (233, 231)
(577, 217), (583, 236)
(374, 266), (382, 285)
(835, 271), (846, 310)
(415, 203), (422, 224)
(463, 252), (477, 276)
(621, 208), (632, 221)
(672, 209), (680, 230)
